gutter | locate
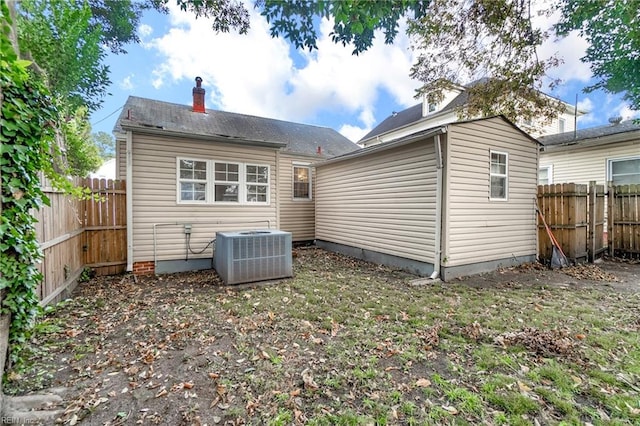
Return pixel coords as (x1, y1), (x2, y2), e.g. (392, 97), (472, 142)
(126, 130), (133, 271)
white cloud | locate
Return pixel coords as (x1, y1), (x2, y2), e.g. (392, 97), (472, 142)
(138, 24), (153, 38)
(146, 4), (418, 129)
(575, 97), (597, 125)
(338, 124), (366, 143)
(613, 103), (639, 121)
(119, 75), (135, 90)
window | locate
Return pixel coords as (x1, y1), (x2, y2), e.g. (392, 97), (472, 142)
(214, 162), (239, 202)
(179, 159), (207, 202)
(558, 117), (566, 133)
(538, 165), (552, 185)
(293, 165), (311, 199)
(490, 151), (508, 200)
(245, 165), (269, 203)
(608, 157), (640, 185)
(177, 158), (269, 204)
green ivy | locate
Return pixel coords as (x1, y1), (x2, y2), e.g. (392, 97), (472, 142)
(0, 0), (59, 361)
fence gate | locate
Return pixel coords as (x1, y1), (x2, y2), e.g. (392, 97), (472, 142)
(83, 178), (127, 276)
(608, 184), (640, 258)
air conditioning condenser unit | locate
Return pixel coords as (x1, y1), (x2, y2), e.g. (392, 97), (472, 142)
(214, 230), (292, 285)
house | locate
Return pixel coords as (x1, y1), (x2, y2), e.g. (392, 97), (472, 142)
(89, 158), (116, 180)
(315, 115), (540, 280)
(114, 77), (359, 275)
(539, 119), (640, 186)
(359, 80), (582, 148)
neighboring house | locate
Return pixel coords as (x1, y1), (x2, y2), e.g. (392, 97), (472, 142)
(359, 80), (582, 148)
(539, 119), (640, 186)
(89, 158), (116, 180)
(114, 77), (358, 275)
(315, 115), (540, 280)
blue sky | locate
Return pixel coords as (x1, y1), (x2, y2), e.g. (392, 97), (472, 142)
(90, 4), (639, 143)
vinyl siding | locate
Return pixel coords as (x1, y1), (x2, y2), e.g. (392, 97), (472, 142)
(444, 117), (538, 267)
(131, 134), (278, 262)
(540, 140), (639, 185)
(316, 141), (437, 263)
(278, 153), (316, 241)
(116, 139), (126, 180)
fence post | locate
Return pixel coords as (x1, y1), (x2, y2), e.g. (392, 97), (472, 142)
(607, 183), (614, 257)
(588, 181), (596, 262)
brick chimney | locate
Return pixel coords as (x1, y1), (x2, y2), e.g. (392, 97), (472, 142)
(192, 76), (205, 113)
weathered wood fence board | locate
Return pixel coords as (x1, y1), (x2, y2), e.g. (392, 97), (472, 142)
(608, 184), (640, 258)
(537, 182), (605, 263)
(83, 179), (127, 276)
(34, 177), (126, 305)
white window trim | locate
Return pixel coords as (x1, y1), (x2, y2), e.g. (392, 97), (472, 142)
(176, 157), (210, 204)
(213, 160), (242, 204)
(607, 156), (640, 185)
(244, 163), (271, 204)
(176, 158), (270, 205)
(489, 150), (509, 201)
(292, 162), (312, 201)
(558, 117), (566, 133)
(539, 165), (553, 185)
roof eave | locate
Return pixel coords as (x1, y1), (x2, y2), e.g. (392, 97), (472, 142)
(120, 123), (287, 148)
(317, 126), (447, 167)
(359, 109), (455, 145)
(541, 129), (640, 152)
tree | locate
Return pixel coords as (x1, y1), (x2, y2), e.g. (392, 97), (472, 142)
(16, 0), (109, 112)
(555, 0), (640, 112)
(407, 0), (562, 125)
(60, 106), (103, 176)
(92, 131), (116, 160)
(152, 0), (250, 34)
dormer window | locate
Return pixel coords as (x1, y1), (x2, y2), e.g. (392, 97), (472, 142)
(423, 93), (438, 116)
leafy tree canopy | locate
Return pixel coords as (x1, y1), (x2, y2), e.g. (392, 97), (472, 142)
(555, 0), (640, 112)
(60, 106), (103, 177)
(92, 131), (116, 160)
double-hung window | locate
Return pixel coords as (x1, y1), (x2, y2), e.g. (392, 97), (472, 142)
(179, 159), (207, 202)
(177, 158), (270, 204)
(538, 165), (552, 185)
(608, 157), (640, 185)
(245, 165), (269, 202)
(293, 165), (311, 200)
(214, 162), (239, 202)
(490, 151), (508, 200)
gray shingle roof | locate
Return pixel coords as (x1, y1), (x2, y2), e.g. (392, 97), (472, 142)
(539, 119), (640, 147)
(358, 91), (469, 142)
(114, 96), (359, 158)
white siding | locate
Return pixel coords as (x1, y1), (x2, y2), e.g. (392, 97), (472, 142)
(316, 141), (438, 263)
(278, 153), (316, 241)
(540, 140), (639, 185)
(444, 118), (538, 267)
(131, 134), (278, 262)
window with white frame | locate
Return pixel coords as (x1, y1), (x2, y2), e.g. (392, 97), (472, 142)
(558, 117), (566, 133)
(177, 158), (269, 204)
(538, 165), (553, 185)
(608, 157), (640, 185)
(178, 159), (207, 202)
(245, 164), (269, 203)
(490, 151), (508, 200)
(293, 165), (311, 200)
(214, 162), (240, 202)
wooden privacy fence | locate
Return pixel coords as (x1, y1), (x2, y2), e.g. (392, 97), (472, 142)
(34, 177), (126, 305)
(608, 184), (640, 258)
(537, 182), (606, 263)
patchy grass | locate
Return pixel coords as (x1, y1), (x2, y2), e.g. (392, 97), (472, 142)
(6, 248), (640, 425)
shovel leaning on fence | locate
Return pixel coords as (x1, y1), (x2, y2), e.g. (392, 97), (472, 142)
(535, 201), (569, 269)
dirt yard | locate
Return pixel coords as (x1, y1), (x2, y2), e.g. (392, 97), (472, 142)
(6, 249), (640, 425)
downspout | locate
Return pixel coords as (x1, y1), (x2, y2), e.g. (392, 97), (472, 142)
(431, 133), (444, 279)
(126, 130), (133, 271)
(275, 150), (280, 229)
